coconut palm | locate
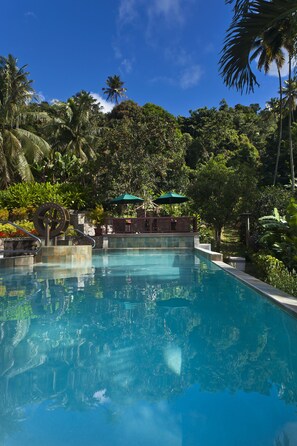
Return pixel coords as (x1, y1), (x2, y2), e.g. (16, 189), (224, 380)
(220, 0), (297, 191)
(0, 55), (51, 188)
(46, 91), (101, 162)
(250, 33), (285, 185)
(102, 75), (127, 104)
(282, 77), (297, 122)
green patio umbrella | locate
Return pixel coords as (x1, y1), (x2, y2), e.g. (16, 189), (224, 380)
(153, 192), (188, 205)
(110, 193), (144, 204)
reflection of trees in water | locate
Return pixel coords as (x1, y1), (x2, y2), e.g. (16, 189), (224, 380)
(0, 273), (197, 418)
(0, 262), (297, 441)
(188, 273), (297, 403)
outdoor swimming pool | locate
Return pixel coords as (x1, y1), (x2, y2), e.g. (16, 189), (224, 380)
(1, 249), (297, 445)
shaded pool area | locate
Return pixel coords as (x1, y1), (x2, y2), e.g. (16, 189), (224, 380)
(0, 250), (297, 445)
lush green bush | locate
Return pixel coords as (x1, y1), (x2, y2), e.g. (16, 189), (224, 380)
(0, 182), (88, 211)
(257, 199), (297, 271)
(253, 253), (297, 297)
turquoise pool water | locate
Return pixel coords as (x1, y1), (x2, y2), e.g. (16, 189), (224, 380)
(1, 249), (297, 445)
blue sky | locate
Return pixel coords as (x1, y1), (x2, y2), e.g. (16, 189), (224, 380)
(1, 0), (287, 116)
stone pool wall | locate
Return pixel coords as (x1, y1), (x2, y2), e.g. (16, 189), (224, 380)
(35, 245), (92, 265)
(104, 233), (197, 249)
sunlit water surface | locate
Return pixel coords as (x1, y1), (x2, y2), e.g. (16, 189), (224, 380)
(1, 250), (297, 446)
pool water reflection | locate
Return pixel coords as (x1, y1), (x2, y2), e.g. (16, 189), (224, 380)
(0, 250), (297, 445)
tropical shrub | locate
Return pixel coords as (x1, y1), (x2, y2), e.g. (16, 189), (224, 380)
(86, 205), (106, 225)
(0, 209), (9, 221)
(10, 207), (30, 221)
(0, 221), (36, 237)
(258, 199), (297, 271)
(253, 254), (297, 297)
(0, 182), (88, 211)
(58, 183), (89, 209)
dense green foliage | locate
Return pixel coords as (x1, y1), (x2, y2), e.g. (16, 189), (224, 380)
(0, 182), (88, 210)
(258, 198), (297, 271)
(253, 253), (297, 297)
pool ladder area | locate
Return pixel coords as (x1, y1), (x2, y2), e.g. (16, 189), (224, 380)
(70, 228), (96, 248)
(0, 222), (96, 258)
(0, 221), (42, 257)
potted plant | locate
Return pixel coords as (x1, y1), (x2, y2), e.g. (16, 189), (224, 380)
(87, 205), (107, 236)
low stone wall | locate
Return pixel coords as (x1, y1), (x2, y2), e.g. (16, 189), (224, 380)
(194, 245), (223, 262)
(104, 233), (196, 249)
(35, 245), (92, 265)
(0, 238), (38, 257)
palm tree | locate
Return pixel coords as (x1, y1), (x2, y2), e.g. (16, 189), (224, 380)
(102, 75), (127, 104)
(282, 77), (297, 122)
(0, 55), (51, 188)
(220, 0), (297, 191)
(249, 33), (285, 185)
(46, 91), (101, 162)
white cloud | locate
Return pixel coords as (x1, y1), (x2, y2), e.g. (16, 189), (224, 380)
(120, 58), (133, 74)
(36, 91), (45, 102)
(148, 0), (184, 24)
(150, 64), (203, 90)
(118, 0), (185, 26)
(50, 98), (63, 105)
(118, 0), (138, 25)
(115, 0), (197, 88)
(25, 11), (37, 19)
(90, 93), (114, 113)
(179, 65), (203, 89)
(149, 75), (175, 86)
(254, 49), (292, 78)
(164, 47), (192, 66)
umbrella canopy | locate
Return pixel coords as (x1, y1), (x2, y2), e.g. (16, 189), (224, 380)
(110, 193), (144, 204)
(153, 192), (189, 205)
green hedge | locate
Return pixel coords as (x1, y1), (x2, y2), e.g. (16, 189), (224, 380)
(253, 253), (297, 297)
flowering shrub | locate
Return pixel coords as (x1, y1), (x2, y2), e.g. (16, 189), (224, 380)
(10, 207), (30, 221)
(0, 221), (36, 238)
(0, 208), (9, 221)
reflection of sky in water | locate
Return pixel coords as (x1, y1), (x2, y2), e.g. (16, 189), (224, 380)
(6, 388), (297, 446)
(1, 250), (297, 445)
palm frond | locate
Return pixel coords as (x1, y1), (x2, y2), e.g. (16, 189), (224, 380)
(12, 128), (51, 163)
(220, 0), (297, 93)
(3, 129), (33, 182)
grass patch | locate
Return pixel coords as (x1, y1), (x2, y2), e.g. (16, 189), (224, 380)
(220, 227), (246, 258)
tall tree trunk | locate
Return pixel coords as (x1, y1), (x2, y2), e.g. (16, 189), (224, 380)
(288, 55), (295, 193)
(214, 226), (222, 251)
(273, 67), (283, 186)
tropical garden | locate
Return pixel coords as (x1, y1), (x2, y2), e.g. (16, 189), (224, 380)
(0, 0), (297, 295)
